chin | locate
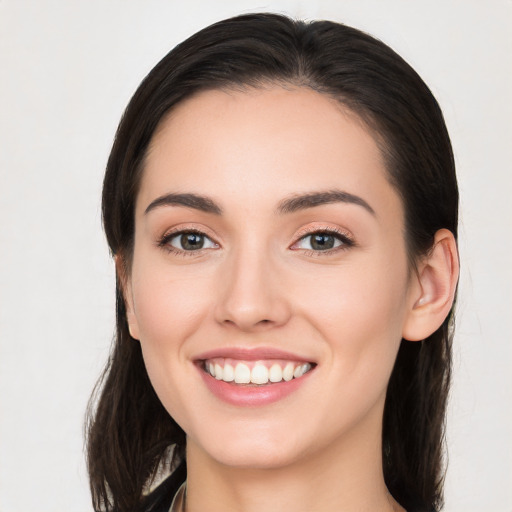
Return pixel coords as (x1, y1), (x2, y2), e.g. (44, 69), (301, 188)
(188, 424), (309, 470)
(209, 445), (303, 470)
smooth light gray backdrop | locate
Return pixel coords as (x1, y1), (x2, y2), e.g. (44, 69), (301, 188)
(1, 1), (511, 511)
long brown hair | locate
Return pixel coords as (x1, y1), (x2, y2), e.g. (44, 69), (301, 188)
(86, 13), (458, 512)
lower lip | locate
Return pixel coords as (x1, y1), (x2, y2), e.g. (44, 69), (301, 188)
(197, 366), (313, 407)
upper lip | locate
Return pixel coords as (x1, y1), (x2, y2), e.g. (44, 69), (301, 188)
(194, 346), (315, 363)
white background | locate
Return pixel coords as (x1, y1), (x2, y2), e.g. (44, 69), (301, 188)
(0, 1), (511, 511)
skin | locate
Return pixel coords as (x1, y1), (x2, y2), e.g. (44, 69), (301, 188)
(123, 86), (458, 512)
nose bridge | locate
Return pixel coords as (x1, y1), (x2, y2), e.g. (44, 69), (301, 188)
(215, 239), (290, 330)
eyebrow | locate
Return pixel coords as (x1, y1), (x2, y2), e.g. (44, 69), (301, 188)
(144, 189), (375, 217)
(144, 193), (223, 215)
(276, 190), (375, 216)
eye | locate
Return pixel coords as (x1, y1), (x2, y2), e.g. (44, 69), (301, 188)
(292, 230), (353, 252)
(163, 231), (218, 252)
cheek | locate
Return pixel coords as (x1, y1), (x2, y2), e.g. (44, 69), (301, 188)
(292, 260), (409, 437)
(131, 261), (212, 344)
(128, 258), (216, 428)
(296, 256), (409, 370)
(301, 258), (407, 324)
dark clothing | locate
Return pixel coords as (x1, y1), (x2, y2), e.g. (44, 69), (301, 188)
(142, 462), (186, 512)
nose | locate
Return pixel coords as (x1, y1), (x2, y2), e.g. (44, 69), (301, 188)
(214, 246), (292, 332)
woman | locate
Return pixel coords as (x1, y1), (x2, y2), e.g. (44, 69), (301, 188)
(86, 13), (459, 512)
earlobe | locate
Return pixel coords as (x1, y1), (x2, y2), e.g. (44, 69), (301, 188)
(115, 254), (140, 340)
(402, 229), (459, 341)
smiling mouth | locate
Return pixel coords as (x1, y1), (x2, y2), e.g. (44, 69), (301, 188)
(200, 358), (315, 386)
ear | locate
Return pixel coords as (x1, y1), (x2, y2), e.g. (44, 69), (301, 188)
(402, 229), (459, 341)
(115, 254), (140, 341)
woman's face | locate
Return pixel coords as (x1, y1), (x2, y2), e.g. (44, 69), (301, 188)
(125, 86), (419, 469)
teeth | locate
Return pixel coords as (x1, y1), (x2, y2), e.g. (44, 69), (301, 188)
(282, 362), (294, 381)
(293, 363), (311, 378)
(269, 363), (282, 383)
(207, 360), (313, 385)
(214, 363), (223, 380)
(251, 364), (269, 384)
(293, 364), (304, 378)
(234, 363), (251, 384)
(223, 363), (234, 382)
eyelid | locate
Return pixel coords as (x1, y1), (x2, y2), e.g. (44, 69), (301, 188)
(290, 225), (355, 252)
(157, 225), (220, 254)
(294, 224), (354, 240)
(156, 223), (354, 256)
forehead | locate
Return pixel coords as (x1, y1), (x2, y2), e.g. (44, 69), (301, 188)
(138, 86), (401, 220)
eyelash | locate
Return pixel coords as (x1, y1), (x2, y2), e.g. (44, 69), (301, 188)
(291, 227), (355, 256)
(157, 227), (355, 257)
(157, 228), (218, 257)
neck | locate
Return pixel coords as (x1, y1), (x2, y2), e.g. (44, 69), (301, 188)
(184, 406), (404, 512)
